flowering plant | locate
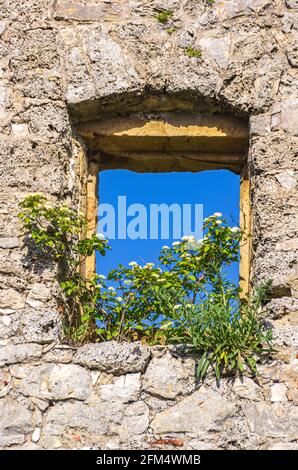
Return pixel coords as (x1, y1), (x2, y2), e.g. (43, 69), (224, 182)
(19, 196), (273, 379)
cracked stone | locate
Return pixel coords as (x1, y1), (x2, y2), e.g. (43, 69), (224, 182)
(151, 387), (237, 434)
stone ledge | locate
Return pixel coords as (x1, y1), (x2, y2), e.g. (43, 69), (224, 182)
(73, 341), (150, 374)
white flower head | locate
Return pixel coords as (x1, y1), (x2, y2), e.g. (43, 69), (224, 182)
(231, 226), (240, 233)
(98, 274), (106, 279)
(172, 241), (181, 246)
(145, 262), (154, 268)
(173, 304), (181, 310)
(128, 261), (138, 267)
(116, 297), (123, 302)
(96, 232), (106, 240)
(182, 235), (195, 242)
(215, 219), (223, 225)
(186, 239), (203, 250)
(213, 212), (222, 218)
(108, 286), (115, 291)
(162, 245), (170, 250)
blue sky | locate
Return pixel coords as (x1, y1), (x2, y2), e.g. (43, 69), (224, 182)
(96, 169), (240, 284)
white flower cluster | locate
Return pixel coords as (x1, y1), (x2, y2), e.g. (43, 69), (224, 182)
(96, 232), (106, 240)
(128, 261), (138, 267)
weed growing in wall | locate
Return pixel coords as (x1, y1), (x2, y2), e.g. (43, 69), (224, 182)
(154, 10), (173, 24)
(185, 46), (203, 58)
(19, 195), (274, 380)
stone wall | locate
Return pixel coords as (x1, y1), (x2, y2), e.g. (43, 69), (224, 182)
(0, 0), (297, 450)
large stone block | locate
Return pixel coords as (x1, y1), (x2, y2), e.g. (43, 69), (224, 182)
(151, 387), (237, 434)
(74, 341), (150, 375)
(99, 373), (141, 403)
(143, 351), (195, 399)
(42, 398), (149, 440)
(243, 402), (298, 439)
(0, 343), (42, 367)
(0, 288), (25, 311)
(16, 363), (92, 401)
(0, 399), (33, 448)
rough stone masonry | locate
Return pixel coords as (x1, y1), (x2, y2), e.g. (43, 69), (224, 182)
(0, 0), (297, 450)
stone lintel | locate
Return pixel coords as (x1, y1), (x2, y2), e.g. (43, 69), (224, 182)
(78, 113), (249, 160)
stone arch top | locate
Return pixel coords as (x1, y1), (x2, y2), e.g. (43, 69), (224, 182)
(56, 1), (286, 122)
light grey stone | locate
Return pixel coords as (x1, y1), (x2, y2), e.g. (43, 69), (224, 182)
(250, 115), (271, 136)
(199, 34), (231, 69)
(18, 363), (92, 401)
(119, 401), (149, 436)
(1, 315), (11, 326)
(30, 397), (49, 412)
(267, 442), (298, 450)
(74, 341), (150, 375)
(99, 373), (141, 403)
(275, 170), (297, 189)
(0, 21), (6, 36)
(272, 98), (298, 135)
(43, 398), (149, 438)
(0, 288), (25, 310)
(232, 377), (264, 401)
(31, 427), (41, 443)
(43, 346), (74, 364)
(0, 343), (42, 367)
(143, 351), (195, 399)
(243, 402), (298, 439)
(0, 238), (19, 249)
(11, 123), (29, 138)
(151, 387), (237, 434)
(214, 0), (272, 20)
(0, 399), (33, 448)
(17, 310), (62, 344)
(26, 283), (51, 309)
(270, 383), (288, 403)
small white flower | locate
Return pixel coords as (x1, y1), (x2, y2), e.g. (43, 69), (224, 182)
(145, 262), (154, 268)
(128, 261), (138, 267)
(96, 232), (106, 240)
(213, 212), (222, 217)
(96, 284), (103, 289)
(173, 304), (181, 310)
(108, 286), (115, 291)
(172, 241), (180, 246)
(162, 245), (170, 250)
(231, 226), (240, 233)
(116, 297), (123, 302)
(98, 274), (106, 279)
(182, 235), (193, 241)
(215, 219), (222, 225)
